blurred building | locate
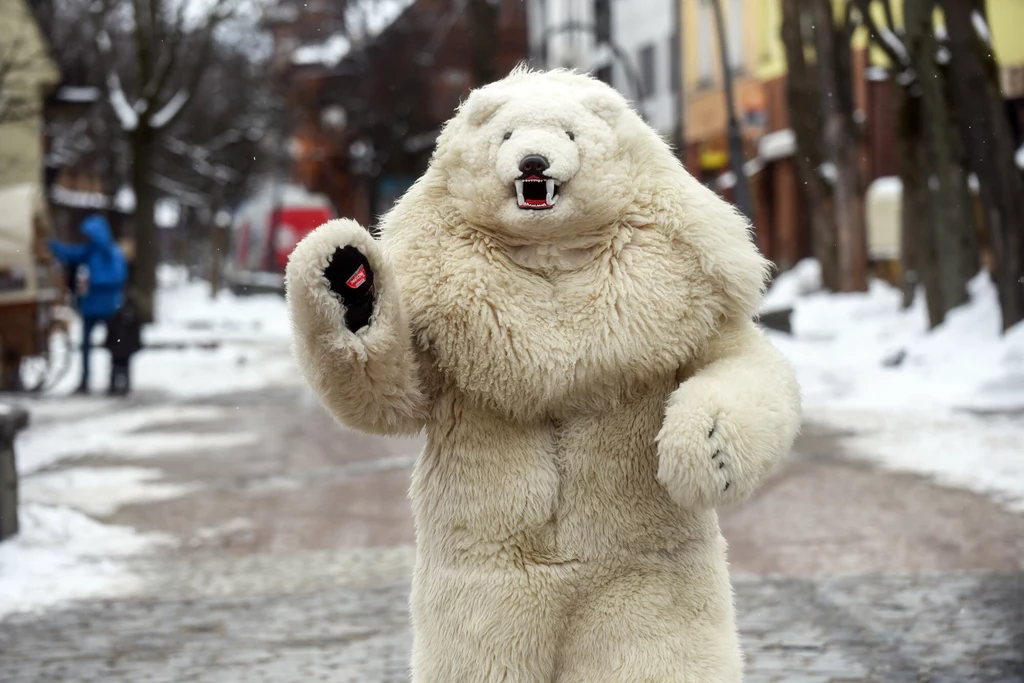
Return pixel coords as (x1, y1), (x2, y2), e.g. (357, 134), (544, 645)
(527, 0), (682, 140)
(681, 0), (810, 272)
(681, 0), (1024, 275)
(264, 0), (529, 227)
(0, 0), (61, 388)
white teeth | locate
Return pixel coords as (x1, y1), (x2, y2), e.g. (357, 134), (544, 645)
(545, 179), (555, 204)
(514, 179), (524, 205)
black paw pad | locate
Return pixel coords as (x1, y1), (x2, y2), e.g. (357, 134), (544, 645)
(323, 246), (375, 332)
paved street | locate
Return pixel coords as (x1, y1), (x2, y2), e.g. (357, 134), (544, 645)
(2, 384), (1022, 682)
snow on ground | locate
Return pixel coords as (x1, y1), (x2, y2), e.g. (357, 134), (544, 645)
(22, 467), (199, 517)
(17, 404), (249, 474)
(0, 504), (170, 616)
(48, 265), (299, 399)
(1, 266), (298, 617)
(765, 260), (1024, 511)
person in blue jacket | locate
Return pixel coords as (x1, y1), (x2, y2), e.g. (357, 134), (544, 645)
(50, 214), (129, 395)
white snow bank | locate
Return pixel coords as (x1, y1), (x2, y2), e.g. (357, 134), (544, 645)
(22, 466), (198, 517)
(0, 504), (168, 617)
(769, 266), (1021, 413)
(292, 34), (351, 68)
(761, 259), (822, 312)
(765, 261), (1024, 509)
(41, 267), (299, 399)
(812, 408), (1024, 513)
(16, 404), (238, 474)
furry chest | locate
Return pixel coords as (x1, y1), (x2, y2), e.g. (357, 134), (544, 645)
(412, 382), (682, 562)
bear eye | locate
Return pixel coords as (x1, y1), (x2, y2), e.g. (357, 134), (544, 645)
(566, 131), (575, 141)
(502, 131), (512, 141)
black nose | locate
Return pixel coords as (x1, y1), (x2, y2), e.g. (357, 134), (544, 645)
(519, 155), (550, 176)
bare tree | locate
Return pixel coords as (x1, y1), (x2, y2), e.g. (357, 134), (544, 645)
(858, 0), (980, 327)
(88, 0), (242, 322)
(466, 0), (500, 86)
(779, 0), (838, 290)
(939, 0), (1024, 331)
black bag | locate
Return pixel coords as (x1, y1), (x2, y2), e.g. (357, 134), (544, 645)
(104, 299), (143, 360)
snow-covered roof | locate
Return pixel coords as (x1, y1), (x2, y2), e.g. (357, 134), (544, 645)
(54, 86), (101, 104)
(155, 198), (181, 229)
(288, 0), (414, 68)
(757, 128), (796, 162)
(50, 185), (109, 210)
(292, 34), (351, 68)
(865, 66), (890, 82)
(114, 185), (136, 213)
(714, 171), (736, 191)
(867, 175), (902, 201)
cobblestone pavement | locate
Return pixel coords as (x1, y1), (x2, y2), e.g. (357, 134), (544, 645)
(3, 386), (1023, 681)
(1, 554), (1021, 682)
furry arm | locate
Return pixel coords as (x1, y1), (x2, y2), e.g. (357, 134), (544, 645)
(285, 219), (429, 436)
(656, 319), (801, 510)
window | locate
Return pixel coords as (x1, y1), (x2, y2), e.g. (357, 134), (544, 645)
(697, 0), (714, 85)
(638, 44), (656, 100)
(728, 0), (744, 70)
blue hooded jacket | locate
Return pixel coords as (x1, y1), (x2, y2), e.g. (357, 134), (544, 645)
(50, 214), (128, 320)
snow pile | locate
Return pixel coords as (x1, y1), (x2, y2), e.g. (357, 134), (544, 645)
(766, 261), (1024, 510)
(48, 266), (299, 399)
(0, 504), (169, 616)
(290, 0), (414, 68)
(292, 34), (351, 68)
(16, 404), (250, 475)
(22, 467), (199, 517)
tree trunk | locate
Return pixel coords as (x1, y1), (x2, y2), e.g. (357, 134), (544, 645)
(895, 87), (920, 309)
(466, 0), (501, 87)
(904, 0), (975, 324)
(209, 219), (226, 299)
(897, 87), (948, 324)
(810, 0), (867, 292)
(780, 0), (841, 291)
(131, 128), (158, 324)
(940, 0), (1024, 330)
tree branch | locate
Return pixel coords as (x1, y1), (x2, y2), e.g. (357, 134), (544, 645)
(855, 0), (912, 73)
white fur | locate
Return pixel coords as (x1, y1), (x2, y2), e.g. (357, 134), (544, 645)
(287, 67), (801, 682)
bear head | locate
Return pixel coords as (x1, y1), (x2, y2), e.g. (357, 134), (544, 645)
(380, 67), (770, 420)
(429, 67), (639, 249)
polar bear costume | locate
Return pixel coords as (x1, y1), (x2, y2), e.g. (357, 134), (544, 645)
(286, 67), (801, 682)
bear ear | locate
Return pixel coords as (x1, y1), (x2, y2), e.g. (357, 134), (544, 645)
(579, 85), (627, 128)
(461, 87), (507, 127)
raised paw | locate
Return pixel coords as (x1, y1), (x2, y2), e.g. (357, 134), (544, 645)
(285, 219), (386, 336)
(323, 246), (376, 332)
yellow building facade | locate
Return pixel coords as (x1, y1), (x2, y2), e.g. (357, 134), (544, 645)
(679, 0), (1024, 271)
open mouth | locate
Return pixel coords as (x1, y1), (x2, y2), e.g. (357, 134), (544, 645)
(514, 176), (560, 210)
